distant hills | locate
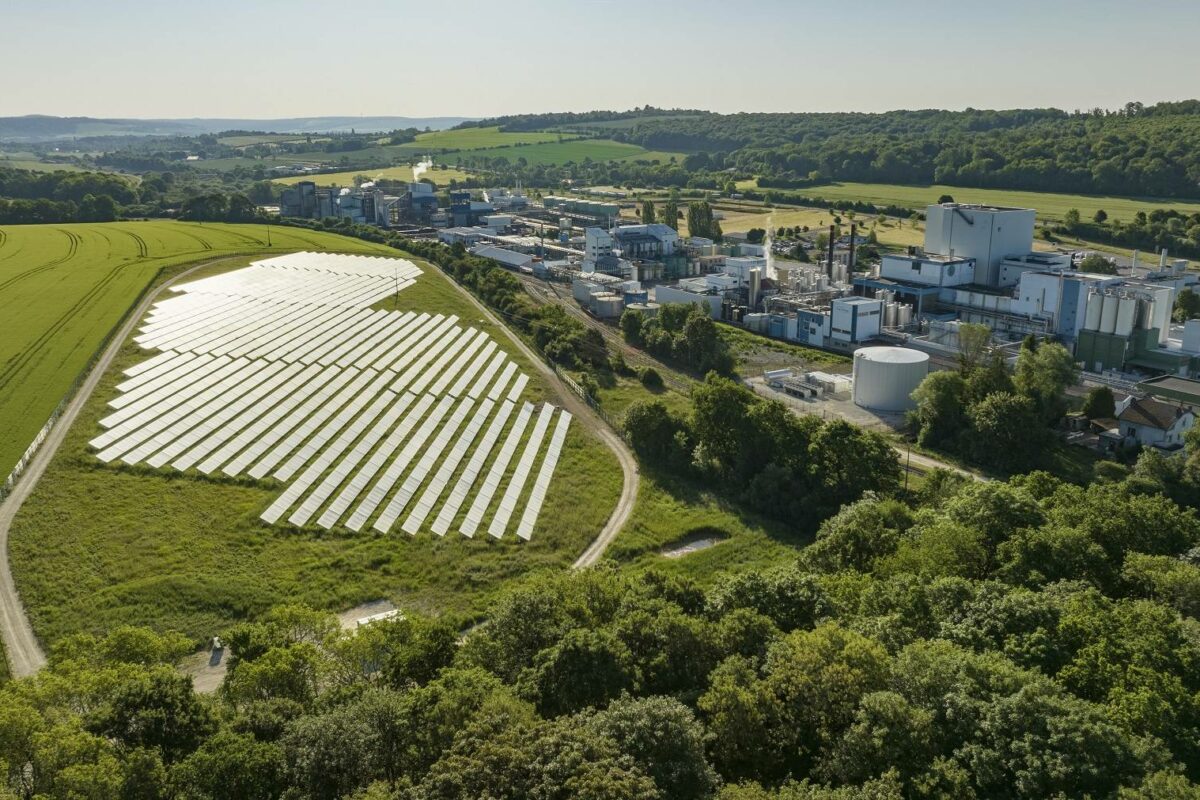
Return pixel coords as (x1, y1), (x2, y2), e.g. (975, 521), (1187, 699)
(0, 115), (476, 141)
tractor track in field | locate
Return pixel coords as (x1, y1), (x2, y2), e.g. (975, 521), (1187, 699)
(0, 255), (251, 678)
(0, 229), (80, 294)
(0, 261), (128, 392)
(121, 229), (149, 258)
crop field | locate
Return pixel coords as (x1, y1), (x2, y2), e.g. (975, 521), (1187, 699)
(437, 139), (683, 167)
(0, 157), (88, 173)
(0, 221), (403, 479)
(217, 134), (315, 147)
(735, 179), (1200, 224)
(273, 165), (471, 188)
(8, 244), (622, 645)
(400, 126), (562, 151)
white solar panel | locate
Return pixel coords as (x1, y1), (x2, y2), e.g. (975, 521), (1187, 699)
(346, 395), (454, 532)
(460, 402), (534, 537)
(488, 403), (554, 539)
(515, 411), (572, 539)
(103, 251), (562, 542)
(372, 397), (474, 533)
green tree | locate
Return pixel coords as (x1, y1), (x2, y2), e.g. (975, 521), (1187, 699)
(1081, 385), (1117, 419)
(661, 199), (680, 231)
(966, 392), (1045, 473)
(623, 400), (688, 466)
(1079, 252), (1117, 274)
(1065, 208), (1082, 227)
(1014, 341), (1079, 421)
(172, 730), (286, 800)
(909, 371), (967, 450)
(517, 629), (634, 717)
(1174, 287), (1200, 322)
(641, 200), (656, 224)
(956, 323), (993, 373)
(587, 696), (719, 799)
(1094, 209), (1109, 224)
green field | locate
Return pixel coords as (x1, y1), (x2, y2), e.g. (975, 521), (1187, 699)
(0, 221), (412, 479)
(7, 231), (623, 645)
(199, 126), (681, 173)
(736, 179), (1200, 224)
(273, 165), (471, 188)
(437, 139), (683, 167)
(0, 158), (88, 173)
(400, 126), (562, 151)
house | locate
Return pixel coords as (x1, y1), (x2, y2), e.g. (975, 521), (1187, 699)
(1116, 397), (1195, 451)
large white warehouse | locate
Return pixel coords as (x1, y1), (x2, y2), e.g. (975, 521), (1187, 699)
(852, 346), (930, 412)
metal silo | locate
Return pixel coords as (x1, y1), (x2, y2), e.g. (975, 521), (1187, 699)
(852, 347), (930, 412)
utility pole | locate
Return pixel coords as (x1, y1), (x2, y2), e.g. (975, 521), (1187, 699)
(904, 443), (912, 493)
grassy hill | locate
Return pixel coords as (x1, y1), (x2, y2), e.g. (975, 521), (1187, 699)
(0, 221), (403, 478)
(5, 226), (622, 645)
(736, 179), (1200, 225)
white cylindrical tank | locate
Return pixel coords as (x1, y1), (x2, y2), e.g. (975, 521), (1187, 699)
(852, 347), (930, 412)
(1099, 293), (1118, 334)
(899, 305), (913, 326)
(1084, 291), (1103, 331)
(1183, 319), (1200, 353)
(591, 292), (624, 319)
(1115, 295), (1137, 336)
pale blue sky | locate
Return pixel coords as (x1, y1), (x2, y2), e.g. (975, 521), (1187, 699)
(6, 0), (1200, 118)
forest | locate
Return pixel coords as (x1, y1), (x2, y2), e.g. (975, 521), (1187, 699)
(465, 102), (1200, 199)
(1, 462), (1197, 799)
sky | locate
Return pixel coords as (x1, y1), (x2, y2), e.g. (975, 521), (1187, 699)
(6, 0), (1200, 119)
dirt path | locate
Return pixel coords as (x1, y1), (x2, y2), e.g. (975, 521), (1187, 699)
(426, 263), (640, 568)
(1, 251), (640, 682)
(0, 256), (247, 679)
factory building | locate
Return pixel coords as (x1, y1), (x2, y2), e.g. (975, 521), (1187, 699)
(279, 181), (318, 219)
(542, 196), (621, 225)
(612, 224), (679, 260)
(448, 190), (494, 226)
(923, 203), (1037, 287)
(280, 182), (399, 227)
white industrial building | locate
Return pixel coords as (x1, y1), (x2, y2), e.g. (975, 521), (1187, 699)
(923, 203), (1037, 287)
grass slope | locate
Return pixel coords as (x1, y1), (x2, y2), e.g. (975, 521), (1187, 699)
(8, 236), (621, 645)
(736, 180), (1200, 224)
(273, 166), (470, 188)
(0, 221), (406, 479)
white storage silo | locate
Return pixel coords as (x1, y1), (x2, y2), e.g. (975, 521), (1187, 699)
(852, 347), (930, 412)
(1115, 295), (1137, 337)
(1099, 293), (1118, 334)
(1084, 291), (1103, 331)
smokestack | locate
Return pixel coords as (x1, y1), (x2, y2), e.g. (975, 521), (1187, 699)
(826, 224), (835, 280)
(1160, 248), (1168, 268)
(848, 223), (857, 272)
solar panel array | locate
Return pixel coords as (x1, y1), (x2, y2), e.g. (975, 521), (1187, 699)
(90, 252), (571, 540)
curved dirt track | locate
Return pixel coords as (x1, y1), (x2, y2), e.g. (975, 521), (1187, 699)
(0, 256), (247, 678)
(425, 263), (639, 568)
(0, 250), (639, 679)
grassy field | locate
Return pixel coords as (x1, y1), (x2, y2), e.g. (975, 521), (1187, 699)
(0, 221), (413, 479)
(433, 139), (683, 168)
(7, 234), (623, 646)
(273, 165), (471, 188)
(735, 179), (1200, 224)
(400, 126), (562, 151)
(0, 158), (89, 173)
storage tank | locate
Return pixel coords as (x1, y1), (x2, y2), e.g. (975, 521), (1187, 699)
(591, 292), (625, 319)
(624, 301), (660, 318)
(1083, 291), (1103, 331)
(1099, 293), (1118, 334)
(1115, 295), (1137, 336)
(852, 347), (930, 412)
(1184, 319), (1200, 353)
